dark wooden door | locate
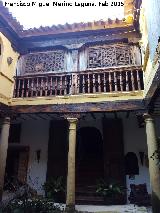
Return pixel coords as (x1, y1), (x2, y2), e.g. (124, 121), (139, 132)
(46, 120), (68, 180)
(18, 151), (29, 183)
(103, 118), (125, 187)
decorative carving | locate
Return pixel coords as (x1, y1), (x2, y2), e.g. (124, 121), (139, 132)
(61, 113), (81, 120)
(23, 50), (65, 73)
(87, 44), (135, 68)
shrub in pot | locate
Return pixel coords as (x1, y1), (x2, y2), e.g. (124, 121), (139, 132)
(96, 179), (126, 205)
(43, 176), (65, 203)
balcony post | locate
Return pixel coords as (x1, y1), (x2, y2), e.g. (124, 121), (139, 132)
(0, 117), (10, 201)
(144, 114), (160, 213)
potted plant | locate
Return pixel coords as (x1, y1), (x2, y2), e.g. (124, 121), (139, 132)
(43, 176), (66, 203)
(96, 179), (126, 205)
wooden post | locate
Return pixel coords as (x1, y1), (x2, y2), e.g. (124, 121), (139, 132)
(0, 117), (10, 201)
(144, 114), (160, 213)
(66, 117), (78, 212)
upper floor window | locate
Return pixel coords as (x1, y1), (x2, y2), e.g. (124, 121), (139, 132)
(87, 44), (139, 69)
(18, 50), (65, 75)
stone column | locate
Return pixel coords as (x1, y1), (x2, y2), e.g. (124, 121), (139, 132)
(144, 114), (160, 213)
(66, 118), (78, 212)
(0, 117), (10, 201)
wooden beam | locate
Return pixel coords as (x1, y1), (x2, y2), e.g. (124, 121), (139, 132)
(114, 112), (118, 119)
(27, 114), (38, 120)
(36, 114), (47, 120)
(11, 100), (146, 114)
(91, 113), (96, 120)
(103, 113), (106, 118)
(126, 111), (130, 118)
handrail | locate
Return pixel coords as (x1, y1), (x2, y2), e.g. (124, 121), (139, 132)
(13, 66), (144, 98)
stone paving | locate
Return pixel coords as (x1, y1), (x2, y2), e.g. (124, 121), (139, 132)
(75, 204), (153, 213)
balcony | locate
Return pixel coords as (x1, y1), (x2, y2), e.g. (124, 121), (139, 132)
(13, 66), (144, 98)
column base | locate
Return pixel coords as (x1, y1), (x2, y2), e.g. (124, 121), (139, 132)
(65, 204), (75, 213)
(152, 192), (160, 213)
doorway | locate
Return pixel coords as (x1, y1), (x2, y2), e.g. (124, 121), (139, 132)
(76, 127), (104, 203)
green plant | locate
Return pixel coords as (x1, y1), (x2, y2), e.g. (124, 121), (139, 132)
(2, 197), (63, 213)
(43, 177), (65, 201)
(96, 179), (125, 197)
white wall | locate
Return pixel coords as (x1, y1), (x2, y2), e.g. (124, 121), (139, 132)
(19, 113), (151, 200)
(122, 115), (151, 197)
(20, 120), (50, 195)
(78, 113), (151, 197)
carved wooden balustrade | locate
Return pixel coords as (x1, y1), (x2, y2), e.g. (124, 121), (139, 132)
(13, 66), (144, 98)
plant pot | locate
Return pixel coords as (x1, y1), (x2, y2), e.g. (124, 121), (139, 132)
(104, 194), (126, 205)
(53, 192), (65, 203)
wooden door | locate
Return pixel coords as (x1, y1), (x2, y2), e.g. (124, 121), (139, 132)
(103, 118), (125, 186)
(18, 151), (29, 183)
(46, 120), (68, 180)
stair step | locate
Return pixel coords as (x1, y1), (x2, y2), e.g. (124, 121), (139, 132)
(76, 196), (103, 201)
(76, 189), (98, 195)
(76, 195), (104, 205)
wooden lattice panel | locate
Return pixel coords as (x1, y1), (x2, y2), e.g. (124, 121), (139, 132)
(87, 44), (135, 68)
(23, 50), (65, 73)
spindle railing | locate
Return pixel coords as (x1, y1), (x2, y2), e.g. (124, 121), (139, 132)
(13, 66), (144, 98)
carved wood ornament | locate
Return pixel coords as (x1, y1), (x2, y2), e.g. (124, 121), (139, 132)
(23, 50), (65, 74)
(87, 44), (136, 68)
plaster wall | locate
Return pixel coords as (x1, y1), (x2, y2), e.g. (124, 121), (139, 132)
(79, 113), (151, 195)
(20, 120), (50, 194)
(0, 33), (19, 105)
(19, 113), (151, 198)
(140, 0), (160, 99)
(122, 116), (150, 194)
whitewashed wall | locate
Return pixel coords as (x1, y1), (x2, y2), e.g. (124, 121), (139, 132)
(78, 113), (151, 197)
(122, 115), (151, 197)
(19, 113), (151, 199)
(20, 120), (50, 195)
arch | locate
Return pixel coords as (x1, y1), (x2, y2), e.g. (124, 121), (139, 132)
(77, 126), (103, 158)
(76, 127), (104, 187)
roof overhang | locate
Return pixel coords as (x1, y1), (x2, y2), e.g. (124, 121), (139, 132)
(0, 0), (141, 52)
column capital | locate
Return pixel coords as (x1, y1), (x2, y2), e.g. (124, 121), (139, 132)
(3, 117), (10, 124)
(143, 113), (154, 122)
(62, 113), (81, 120)
(67, 117), (78, 123)
(0, 117), (10, 125)
(67, 118), (78, 130)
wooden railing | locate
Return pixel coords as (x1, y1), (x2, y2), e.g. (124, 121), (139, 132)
(13, 66), (144, 98)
